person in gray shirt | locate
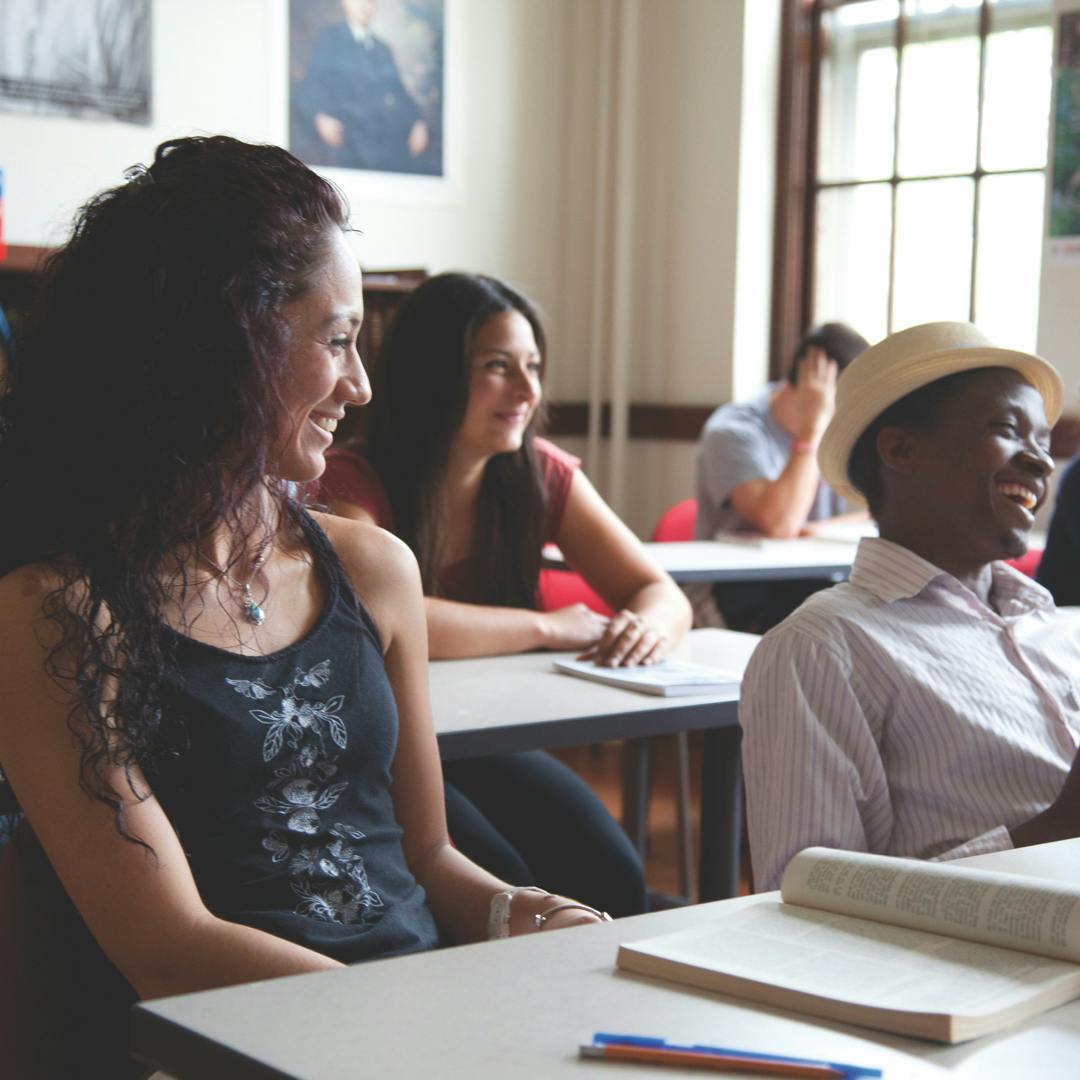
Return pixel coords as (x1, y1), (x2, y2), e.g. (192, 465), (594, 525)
(695, 322), (868, 631)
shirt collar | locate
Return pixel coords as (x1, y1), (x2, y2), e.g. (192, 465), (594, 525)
(848, 536), (1055, 616)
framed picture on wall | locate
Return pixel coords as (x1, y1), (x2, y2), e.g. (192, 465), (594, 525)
(289, 0), (444, 178)
(0, 0), (151, 125)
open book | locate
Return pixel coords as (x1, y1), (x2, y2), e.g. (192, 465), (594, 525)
(552, 657), (740, 697)
(618, 847), (1080, 1043)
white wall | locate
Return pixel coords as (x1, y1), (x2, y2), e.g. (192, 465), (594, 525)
(1, 0), (589, 350)
(0, 0), (779, 538)
(611, 0), (781, 534)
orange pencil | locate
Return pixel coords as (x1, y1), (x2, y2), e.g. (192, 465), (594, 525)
(579, 1042), (844, 1078)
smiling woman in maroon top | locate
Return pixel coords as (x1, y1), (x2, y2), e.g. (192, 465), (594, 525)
(321, 272), (691, 915)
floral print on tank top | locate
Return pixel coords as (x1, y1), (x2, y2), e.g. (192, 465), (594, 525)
(226, 659), (384, 925)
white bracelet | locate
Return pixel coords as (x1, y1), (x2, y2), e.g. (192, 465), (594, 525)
(487, 886), (551, 940)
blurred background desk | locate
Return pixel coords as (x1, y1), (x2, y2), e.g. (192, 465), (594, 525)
(544, 535), (862, 585)
(638, 537), (858, 584)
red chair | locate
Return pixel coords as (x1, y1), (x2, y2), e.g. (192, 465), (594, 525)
(651, 498), (697, 542)
(1006, 547), (1043, 579)
(537, 569), (615, 616)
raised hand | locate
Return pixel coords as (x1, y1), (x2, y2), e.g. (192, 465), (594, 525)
(790, 346), (838, 444)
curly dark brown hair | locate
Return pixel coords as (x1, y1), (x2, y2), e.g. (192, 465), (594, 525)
(0, 135), (349, 835)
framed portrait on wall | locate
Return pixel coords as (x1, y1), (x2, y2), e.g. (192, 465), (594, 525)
(289, 0), (444, 178)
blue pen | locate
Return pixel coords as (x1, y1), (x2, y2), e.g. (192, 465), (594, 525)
(592, 1033), (882, 1080)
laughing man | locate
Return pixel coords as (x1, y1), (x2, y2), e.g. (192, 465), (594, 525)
(741, 321), (1080, 891)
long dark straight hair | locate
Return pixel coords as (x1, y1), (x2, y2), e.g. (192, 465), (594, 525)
(366, 272), (549, 608)
(0, 136), (349, 831)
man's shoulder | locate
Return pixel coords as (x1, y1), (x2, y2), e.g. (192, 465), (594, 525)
(702, 388), (774, 433)
(700, 390), (778, 455)
(754, 582), (871, 658)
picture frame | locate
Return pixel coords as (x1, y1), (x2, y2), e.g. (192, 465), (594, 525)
(288, 0), (459, 203)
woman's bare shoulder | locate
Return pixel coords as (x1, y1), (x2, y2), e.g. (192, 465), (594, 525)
(310, 511), (424, 652)
(0, 566), (75, 728)
(0, 563), (70, 630)
(310, 510), (421, 597)
(1, 560), (62, 594)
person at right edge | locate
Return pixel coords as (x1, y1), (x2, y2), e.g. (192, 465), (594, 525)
(694, 322), (869, 633)
(1036, 446), (1080, 605)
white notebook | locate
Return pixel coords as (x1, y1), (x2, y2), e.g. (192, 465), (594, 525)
(552, 657), (741, 697)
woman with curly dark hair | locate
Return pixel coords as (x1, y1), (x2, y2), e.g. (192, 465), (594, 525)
(320, 272), (692, 918)
(0, 136), (607, 1079)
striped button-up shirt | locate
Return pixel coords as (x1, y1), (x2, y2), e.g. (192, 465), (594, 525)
(741, 537), (1080, 891)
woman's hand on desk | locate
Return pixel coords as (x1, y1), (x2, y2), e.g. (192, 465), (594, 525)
(579, 609), (667, 668)
(539, 603), (611, 651)
(510, 892), (611, 936)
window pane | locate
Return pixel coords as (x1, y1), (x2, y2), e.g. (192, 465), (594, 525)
(819, 2), (899, 182)
(974, 172), (1044, 351)
(982, 3), (1053, 171)
(814, 183), (892, 343)
(893, 177), (974, 328)
(898, 2), (980, 177)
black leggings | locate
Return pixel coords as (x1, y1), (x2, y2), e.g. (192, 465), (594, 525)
(443, 750), (647, 917)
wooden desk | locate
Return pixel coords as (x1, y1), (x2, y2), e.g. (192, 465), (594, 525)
(130, 842), (1080, 1079)
(429, 628), (760, 902)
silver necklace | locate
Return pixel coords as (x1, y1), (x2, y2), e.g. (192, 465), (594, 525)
(200, 545), (270, 626)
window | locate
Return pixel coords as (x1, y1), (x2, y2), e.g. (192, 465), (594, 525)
(774, 0), (1053, 367)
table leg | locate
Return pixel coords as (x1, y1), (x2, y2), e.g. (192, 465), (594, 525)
(621, 738), (651, 856)
(674, 732), (694, 899)
(698, 725), (742, 902)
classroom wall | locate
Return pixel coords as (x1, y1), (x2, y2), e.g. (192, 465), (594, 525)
(602, 0), (781, 535)
(1, 0), (593, 370)
(0, 0), (779, 538)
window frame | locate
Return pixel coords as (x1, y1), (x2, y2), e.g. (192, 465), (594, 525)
(771, 0), (1052, 378)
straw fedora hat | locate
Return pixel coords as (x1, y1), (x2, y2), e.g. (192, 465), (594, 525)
(817, 321), (1064, 506)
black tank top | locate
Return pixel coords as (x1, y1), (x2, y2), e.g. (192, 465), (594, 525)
(8, 510), (439, 1077)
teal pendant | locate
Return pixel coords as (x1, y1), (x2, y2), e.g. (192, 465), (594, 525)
(242, 585), (266, 626)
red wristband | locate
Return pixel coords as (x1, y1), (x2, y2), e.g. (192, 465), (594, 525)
(791, 439), (817, 455)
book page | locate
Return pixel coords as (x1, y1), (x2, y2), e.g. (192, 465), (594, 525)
(781, 848), (1080, 964)
(620, 899), (1080, 1020)
(552, 658), (740, 692)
